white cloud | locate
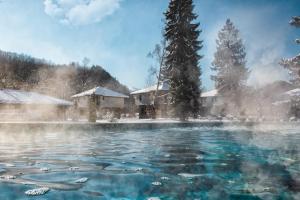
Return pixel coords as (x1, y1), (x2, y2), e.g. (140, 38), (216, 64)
(43, 0), (121, 25)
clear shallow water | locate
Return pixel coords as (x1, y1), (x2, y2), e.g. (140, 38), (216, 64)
(0, 125), (299, 200)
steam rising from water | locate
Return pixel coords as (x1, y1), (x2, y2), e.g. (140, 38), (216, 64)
(0, 124), (299, 199)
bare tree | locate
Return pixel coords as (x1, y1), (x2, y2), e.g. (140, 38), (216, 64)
(147, 39), (167, 106)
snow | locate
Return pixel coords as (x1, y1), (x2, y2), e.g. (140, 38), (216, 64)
(201, 89), (218, 97)
(131, 81), (169, 95)
(72, 86), (129, 98)
(0, 89), (72, 106)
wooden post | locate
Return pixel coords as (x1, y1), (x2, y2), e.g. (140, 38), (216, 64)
(88, 94), (97, 122)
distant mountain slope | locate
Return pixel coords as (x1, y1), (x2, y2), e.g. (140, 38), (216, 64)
(0, 50), (129, 99)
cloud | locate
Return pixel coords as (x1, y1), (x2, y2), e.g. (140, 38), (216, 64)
(43, 0), (121, 25)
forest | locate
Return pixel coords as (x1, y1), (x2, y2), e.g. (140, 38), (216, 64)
(0, 50), (129, 99)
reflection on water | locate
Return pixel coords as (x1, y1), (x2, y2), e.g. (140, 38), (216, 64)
(0, 125), (299, 199)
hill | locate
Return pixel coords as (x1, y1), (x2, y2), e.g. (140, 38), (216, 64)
(0, 50), (129, 99)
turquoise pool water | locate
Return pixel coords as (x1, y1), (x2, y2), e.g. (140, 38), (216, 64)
(0, 125), (299, 199)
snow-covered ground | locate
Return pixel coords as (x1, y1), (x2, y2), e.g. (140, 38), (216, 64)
(0, 117), (238, 124)
(0, 117), (299, 124)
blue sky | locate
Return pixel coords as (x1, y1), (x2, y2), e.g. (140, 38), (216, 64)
(0, 0), (299, 90)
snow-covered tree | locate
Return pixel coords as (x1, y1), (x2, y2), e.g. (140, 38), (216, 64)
(211, 19), (249, 113)
(280, 16), (300, 86)
(280, 16), (300, 119)
(164, 0), (203, 120)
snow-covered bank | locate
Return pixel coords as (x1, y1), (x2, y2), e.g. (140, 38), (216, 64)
(0, 118), (299, 134)
(0, 117), (299, 125)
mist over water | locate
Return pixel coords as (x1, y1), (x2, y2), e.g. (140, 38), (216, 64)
(0, 124), (299, 199)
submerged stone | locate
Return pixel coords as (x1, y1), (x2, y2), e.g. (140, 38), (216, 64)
(5, 163), (15, 167)
(151, 181), (162, 186)
(25, 187), (50, 196)
(69, 167), (80, 171)
(147, 197), (161, 200)
(135, 167), (143, 172)
(0, 175), (16, 180)
(75, 177), (88, 183)
(40, 167), (50, 172)
(161, 176), (170, 180)
(83, 191), (104, 196)
(178, 173), (202, 179)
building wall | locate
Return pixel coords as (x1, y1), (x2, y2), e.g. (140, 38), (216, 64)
(0, 104), (68, 121)
(133, 92), (154, 106)
(132, 91), (168, 106)
(76, 96), (89, 108)
(132, 91), (169, 118)
(75, 96), (125, 109)
(97, 96), (125, 108)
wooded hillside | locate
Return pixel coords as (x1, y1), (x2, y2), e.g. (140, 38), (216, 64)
(0, 50), (129, 99)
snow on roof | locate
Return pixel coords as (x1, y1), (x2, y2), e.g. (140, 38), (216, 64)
(72, 86), (129, 98)
(201, 89), (218, 98)
(272, 100), (291, 106)
(284, 88), (300, 97)
(131, 81), (169, 95)
(0, 89), (73, 106)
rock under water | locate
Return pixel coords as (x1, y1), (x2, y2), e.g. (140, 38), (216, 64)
(75, 177), (88, 183)
(25, 187), (50, 196)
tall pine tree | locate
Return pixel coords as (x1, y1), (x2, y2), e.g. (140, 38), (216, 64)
(211, 19), (249, 114)
(164, 0), (203, 120)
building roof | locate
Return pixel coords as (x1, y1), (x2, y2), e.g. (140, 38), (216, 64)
(201, 89), (218, 98)
(131, 81), (169, 95)
(0, 89), (73, 106)
(284, 88), (300, 97)
(272, 100), (291, 106)
(72, 86), (129, 98)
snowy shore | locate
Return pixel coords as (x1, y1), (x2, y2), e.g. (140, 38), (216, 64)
(0, 117), (299, 124)
(0, 118), (299, 132)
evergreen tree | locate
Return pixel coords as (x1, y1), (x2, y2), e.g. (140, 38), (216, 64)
(164, 0), (203, 120)
(280, 16), (300, 118)
(211, 19), (249, 114)
(280, 16), (300, 86)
